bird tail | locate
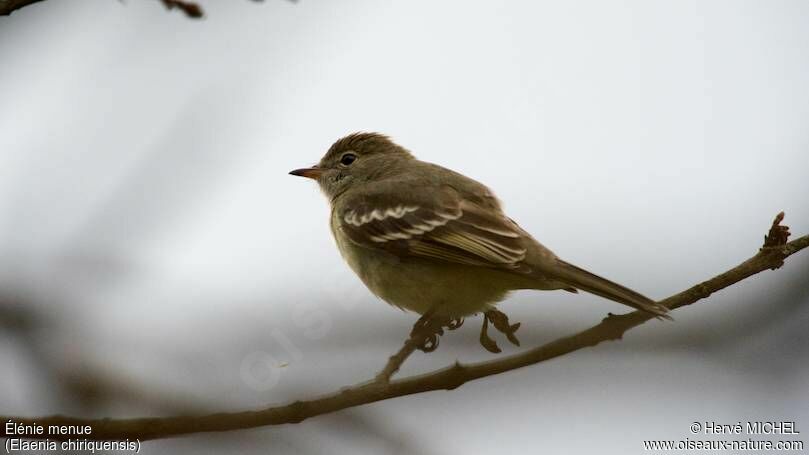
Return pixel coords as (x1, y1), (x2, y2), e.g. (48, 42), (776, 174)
(550, 259), (671, 319)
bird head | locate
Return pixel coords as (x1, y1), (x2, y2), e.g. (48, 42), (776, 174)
(289, 132), (414, 200)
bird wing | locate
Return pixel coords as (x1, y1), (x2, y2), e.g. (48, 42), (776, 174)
(337, 185), (527, 268)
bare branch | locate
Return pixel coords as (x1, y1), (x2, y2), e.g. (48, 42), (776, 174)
(0, 0), (204, 17)
(0, 0), (277, 18)
(2, 213), (808, 442)
(0, 0), (46, 17)
(375, 324), (426, 383)
(160, 0), (203, 18)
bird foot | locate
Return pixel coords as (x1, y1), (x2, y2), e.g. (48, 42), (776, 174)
(479, 309), (521, 353)
(411, 312), (464, 353)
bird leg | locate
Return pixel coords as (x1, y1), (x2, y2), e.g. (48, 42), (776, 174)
(479, 309), (521, 353)
(376, 311), (465, 383)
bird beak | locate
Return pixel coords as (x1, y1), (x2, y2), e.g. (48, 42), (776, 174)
(289, 166), (323, 179)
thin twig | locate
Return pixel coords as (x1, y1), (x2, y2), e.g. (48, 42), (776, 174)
(375, 308), (467, 382)
(375, 309), (438, 383)
(160, 0), (203, 18)
(376, 329), (423, 383)
(0, 0), (205, 17)
(0, 0), (47, 16)
(2, 213), (807, 442)
(0, 0), (291, 18)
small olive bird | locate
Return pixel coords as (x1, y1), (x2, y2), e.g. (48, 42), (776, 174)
(290, 133), (669, 352)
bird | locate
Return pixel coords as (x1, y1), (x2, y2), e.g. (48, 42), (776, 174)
(290, 132), (669, 352)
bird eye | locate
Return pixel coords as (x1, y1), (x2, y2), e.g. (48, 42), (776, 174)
(339, 153), (357, 166)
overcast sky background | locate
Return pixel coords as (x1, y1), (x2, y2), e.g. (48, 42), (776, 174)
(1, 1), (808, 453)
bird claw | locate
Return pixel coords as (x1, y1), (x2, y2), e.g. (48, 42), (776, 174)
(410, 310), (519, 354)
(412, 314), (465, 353)
(479, 309), (521, 352)
(418, 333), (440, 352)
(446, 317), (464, 330)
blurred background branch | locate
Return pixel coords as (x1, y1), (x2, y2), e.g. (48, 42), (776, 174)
(159, 0), (204, 19)
(0, 0), (46, 17)
(0, 0), (280, 18)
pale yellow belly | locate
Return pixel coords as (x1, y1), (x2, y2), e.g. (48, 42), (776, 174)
(333, 228), (524, 317)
